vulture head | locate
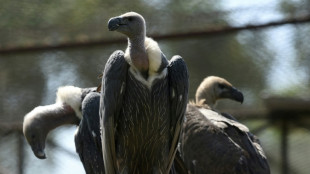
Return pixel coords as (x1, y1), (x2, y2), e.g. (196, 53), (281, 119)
(23, 106), (50, 159)
(23, 86), (82, 159)
(108, 12), (152, 79)
(23, 103), (79, 159)
(108, 12), (146, 38)
(23, 86), (96, 159)
(195, 76), (244, 108)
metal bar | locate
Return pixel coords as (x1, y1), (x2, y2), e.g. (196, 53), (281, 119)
(0, 122), (23, 133)
(0, 166), (14, 174)
(292, 121), (310, 132)
(17, 133), (24, 174)
(221, 108), (268, 120)
(266, 152), (299, 174)
(1, 15), (310, 54)
(250, 122), (272, 135)
(281, 120), (289, 174)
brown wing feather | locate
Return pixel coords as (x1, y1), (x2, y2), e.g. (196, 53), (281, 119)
(166, 55), (189, 173)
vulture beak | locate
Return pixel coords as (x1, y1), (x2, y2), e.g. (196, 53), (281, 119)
(220, 87), (244, 104)
(31, 143), (46, 159)
(229, 87), (244, 103)
(33, 149), (46, 159)
(108, 17), (122, 31)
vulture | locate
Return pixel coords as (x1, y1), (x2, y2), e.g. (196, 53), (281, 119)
(180, 76), (270, 174)
(23, 85), (105, 173)
(23, 86), (96, 159)
(100, 12), (188, 173)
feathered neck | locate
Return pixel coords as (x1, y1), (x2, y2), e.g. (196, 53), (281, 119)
(126, 34), (149, 79)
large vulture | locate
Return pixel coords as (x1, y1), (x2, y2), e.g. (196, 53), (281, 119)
(100, 12), (188, 173)
(23, 12), (189, 173)
(180, 76), (270, 174)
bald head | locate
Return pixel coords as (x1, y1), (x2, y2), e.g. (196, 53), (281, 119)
(23, 106), (49, 159)
(108, 12), (151, 78)
(108, 12), (146, 38)
(195, 76), (244, 108)
(23, 86), (95, 159)
(23, 103), (79, 159)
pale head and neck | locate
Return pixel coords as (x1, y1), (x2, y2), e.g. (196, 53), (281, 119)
(23, 103), (79, 159)
(108, 12), (149, 78)
(195, 76), (244, 109)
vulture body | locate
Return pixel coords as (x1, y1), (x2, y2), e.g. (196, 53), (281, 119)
(75, 92), (104, 174)
(180, 76), (270, 174)
(101, 12), (188, 173)
(23, 12), (187, 174)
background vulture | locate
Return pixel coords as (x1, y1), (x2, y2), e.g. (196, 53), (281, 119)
(180, 76), (270, 174)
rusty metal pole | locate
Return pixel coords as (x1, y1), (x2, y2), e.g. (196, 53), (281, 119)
(281, 120), (289, 174)
(17, 133), (24, 174)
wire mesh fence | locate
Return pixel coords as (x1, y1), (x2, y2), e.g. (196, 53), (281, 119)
(1, 0), (310, 174)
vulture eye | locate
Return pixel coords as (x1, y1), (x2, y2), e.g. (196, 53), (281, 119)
(128, 17), (133, 21)
(218, 84), (226, 89)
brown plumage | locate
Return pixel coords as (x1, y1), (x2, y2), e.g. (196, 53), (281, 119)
(180, 76), (270, 174)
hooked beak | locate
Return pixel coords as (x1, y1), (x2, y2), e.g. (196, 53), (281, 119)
(33, 149), (46, 159)
(220, 87), (244, 104)
(108, 17), (122, 31)
(31, 143), (46, 159)
(230, 87), (244, 103)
